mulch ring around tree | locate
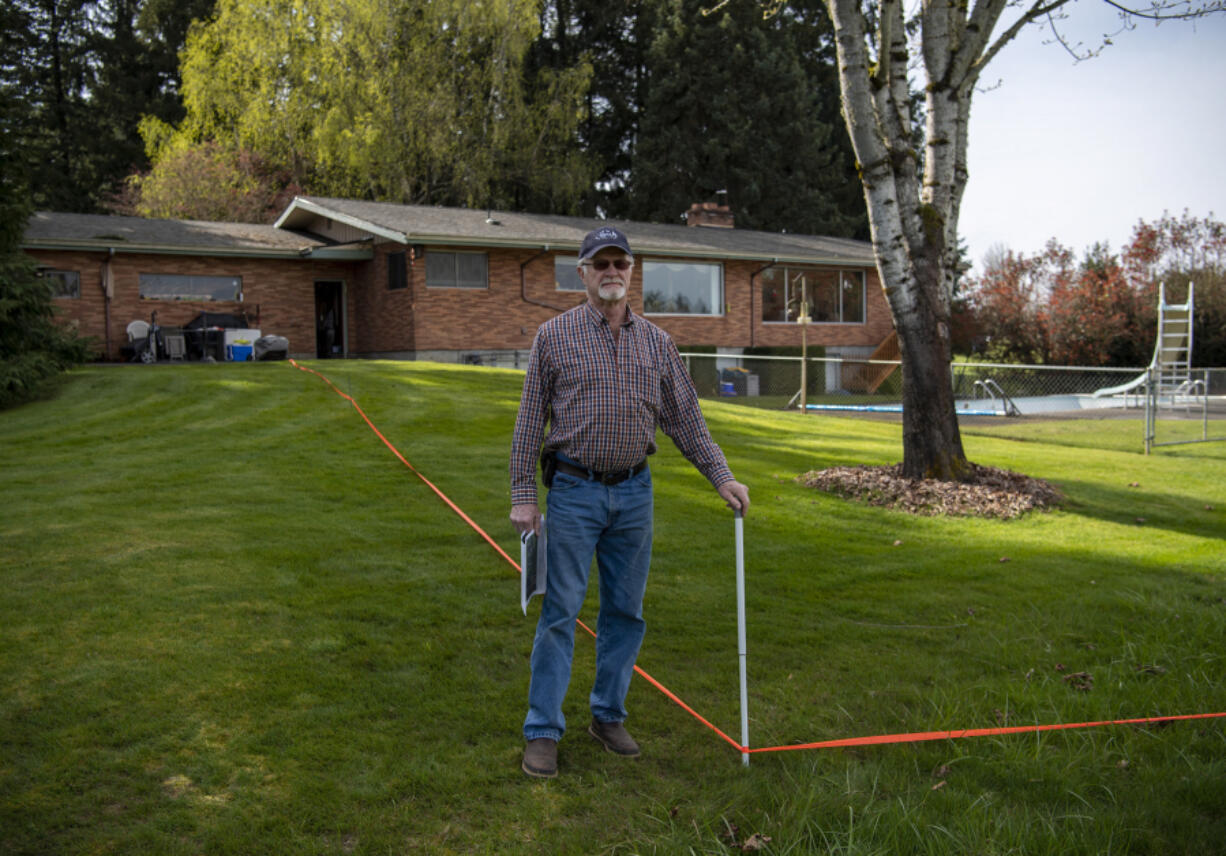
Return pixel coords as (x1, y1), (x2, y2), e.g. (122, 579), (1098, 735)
(796, 463), (1063, 519)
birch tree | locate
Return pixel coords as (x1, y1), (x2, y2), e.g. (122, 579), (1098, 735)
(815, 0), (1223, 480)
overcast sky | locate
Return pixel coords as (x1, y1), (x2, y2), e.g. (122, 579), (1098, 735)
(957, 1), (1226, 271)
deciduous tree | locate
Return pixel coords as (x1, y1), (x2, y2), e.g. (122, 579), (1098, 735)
(964, 245), (1052, 364)
(151, 0), (594, 214)
(813, 0), (1223, 479)
(1125, 211), (1226, 366)
(111, 140), (299, 222)
(960, 214), (1225, 369)
(1045, 243), (1139, 367)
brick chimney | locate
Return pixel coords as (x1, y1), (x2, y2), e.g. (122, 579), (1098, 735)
(685, 201), (734, 229)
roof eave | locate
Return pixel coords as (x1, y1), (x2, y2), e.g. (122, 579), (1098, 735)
(21, 238), (337, 259)
(400, 234), (873, 266)
(276, 197), (408, 243)
(281, 199), (874, 266)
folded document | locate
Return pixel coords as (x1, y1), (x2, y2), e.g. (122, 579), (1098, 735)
(520, 521), (547, 615)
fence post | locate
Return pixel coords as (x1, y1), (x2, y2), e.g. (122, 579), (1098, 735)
(1203, 368), (1210, 442)
(1144, 366), (1155, 455)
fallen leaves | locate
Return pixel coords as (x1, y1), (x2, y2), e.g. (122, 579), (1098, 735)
(719, 821), (772, 852)
(740, 833), (772, 851)
(796, 463), (1062, 519)
(1063, 671), (1094, 691)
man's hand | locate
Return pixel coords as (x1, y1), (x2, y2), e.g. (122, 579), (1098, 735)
(510, 503), (543, 536)
(717, 480), (750, 516)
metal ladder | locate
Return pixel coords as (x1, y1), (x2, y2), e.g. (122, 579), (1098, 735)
(1155, 282), (1194, 404)
(972, 378), (1021, 417)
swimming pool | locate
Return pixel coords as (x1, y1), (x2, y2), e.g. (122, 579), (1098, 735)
(806, 394), (1135, 416)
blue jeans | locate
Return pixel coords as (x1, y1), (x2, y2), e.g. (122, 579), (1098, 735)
(523, 462), (653, 742)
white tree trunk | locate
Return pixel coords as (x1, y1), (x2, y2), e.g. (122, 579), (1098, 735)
(825, 0), (1071, 479)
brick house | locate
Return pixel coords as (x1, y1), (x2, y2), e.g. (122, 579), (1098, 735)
(23, 197), (894, 367)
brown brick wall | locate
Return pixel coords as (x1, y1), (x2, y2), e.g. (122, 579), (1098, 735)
(409, 247), (586, 352)
(349, 244), (412, 354)
(26, 249), (363, 359)
(30, 244), (894, 359)
(407, 251), (894, 354)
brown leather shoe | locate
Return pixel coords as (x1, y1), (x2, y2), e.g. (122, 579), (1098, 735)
(522, 738), (558, 778)
(588, 718), (640, 757)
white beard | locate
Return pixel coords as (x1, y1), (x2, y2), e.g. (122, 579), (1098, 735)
(597, 282), (626, 302)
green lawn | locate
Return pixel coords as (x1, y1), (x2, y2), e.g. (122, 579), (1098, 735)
(1, 361), (1223, 855)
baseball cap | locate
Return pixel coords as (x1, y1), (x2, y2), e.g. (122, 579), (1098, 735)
(578, 226), (633, 261)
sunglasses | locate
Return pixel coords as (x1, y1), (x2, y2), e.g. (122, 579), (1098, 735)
(581, 259), (633, 271)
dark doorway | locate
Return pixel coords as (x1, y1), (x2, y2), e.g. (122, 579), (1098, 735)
(314, 281), (344, 358)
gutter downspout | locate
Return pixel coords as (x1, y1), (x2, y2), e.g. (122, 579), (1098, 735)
(519, 247), (572, 313)
(102, 248), (114, 359)
(748, 259), (779, 349)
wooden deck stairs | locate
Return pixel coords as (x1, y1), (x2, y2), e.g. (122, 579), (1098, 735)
(844, 331), (900, 393)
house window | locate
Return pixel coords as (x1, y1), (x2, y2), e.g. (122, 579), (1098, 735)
(139, 274), (241, 301)
(554, 256), (583, 291)
(841, 271), (865, 323)
(387, 251), (407, 290)
(643, 261), (723, 316)
(761, 266), (865, 324)
(44, 270), (80, 299)
(425, 250), (487, 289)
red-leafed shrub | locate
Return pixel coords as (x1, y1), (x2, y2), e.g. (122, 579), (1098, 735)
(956, 212), (1225, 367)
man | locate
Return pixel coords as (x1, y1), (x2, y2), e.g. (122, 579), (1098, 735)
(509, 225), (750, 779)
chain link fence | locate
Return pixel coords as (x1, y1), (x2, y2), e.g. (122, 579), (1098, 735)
(1146, 367), (1226, 452)
(680, 353), (1226, 450)
(680, 353), (1153, 413)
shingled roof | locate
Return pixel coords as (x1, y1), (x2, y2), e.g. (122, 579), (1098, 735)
(26, 201), (877, 267)
(22, 211), (369, 259)
(276, 196), (876, 266)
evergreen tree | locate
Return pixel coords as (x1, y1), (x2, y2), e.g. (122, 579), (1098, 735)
(0, 100), (90, 408)
(1, 0), (217, 213)
(780, 0), (866, 235)
(136, 0), (218, 118)
(528, 0), (664, 217)
(629, 0), (864, 236)
(3, 0), (100, 211)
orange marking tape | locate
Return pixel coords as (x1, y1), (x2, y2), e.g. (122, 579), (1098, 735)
(290, 361), (1226, 758)
(289, 361), (730, 745)
(744, 711), (1226, 754)
(289, 359), (517, 569)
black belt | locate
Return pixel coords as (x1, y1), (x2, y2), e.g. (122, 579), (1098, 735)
(554, 458), (647, 486)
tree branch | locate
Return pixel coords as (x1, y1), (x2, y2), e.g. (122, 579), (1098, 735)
(1100, 0), (1226, 19)
(978, 0), (1073, 77)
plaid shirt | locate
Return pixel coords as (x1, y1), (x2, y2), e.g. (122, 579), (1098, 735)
(510, 301), (734, 506)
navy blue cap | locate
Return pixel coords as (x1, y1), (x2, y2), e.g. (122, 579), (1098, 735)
(578, 226), (632, 260)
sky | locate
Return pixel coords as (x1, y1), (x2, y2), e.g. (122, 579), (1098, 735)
(957, 1), (1226, 271)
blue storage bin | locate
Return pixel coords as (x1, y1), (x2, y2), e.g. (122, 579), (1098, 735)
(227, 344), (254, 362)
